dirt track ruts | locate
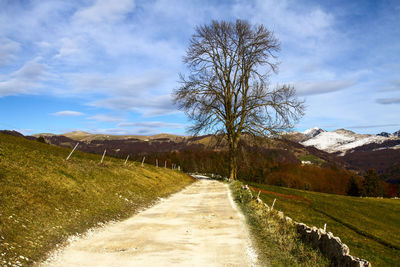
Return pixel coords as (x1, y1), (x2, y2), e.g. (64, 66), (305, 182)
(41, 176), (257, 267)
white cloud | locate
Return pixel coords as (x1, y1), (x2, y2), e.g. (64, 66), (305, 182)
(54, 37), (84, 59)
(88, 114), (124, 122)
(67, 72), (165, 96)
(12, 57), (48, 80)
(380, 79), (400, 92)
(52, 110), (84, 116)
(0, 57), (49, 97)
(295, 80), (355, 96)
(89, 124), (184, 135)
(346, 123), (400, 129)
(89, 94), (176, 116)
(376, 97), (400, 105)
(0, 38), (20, 65)
(118, 121), (184, 128)
(73, 0), (135, 24)
(233, 0), (334, 42)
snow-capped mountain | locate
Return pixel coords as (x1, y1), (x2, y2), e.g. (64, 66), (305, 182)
(303, 127), (326, 138)
(300, 128), (400, 154)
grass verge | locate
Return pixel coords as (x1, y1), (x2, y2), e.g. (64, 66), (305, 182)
(0, 133), (195, 266)
(248, 182), (400, 266)
(230, 181), (329, 266)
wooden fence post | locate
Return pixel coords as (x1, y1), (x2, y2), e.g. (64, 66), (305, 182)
(141, 156), (145, 167)
(124, 155), (130, 165)
(271, 198), (276, 210)
(100, 149), (106, 164)
(66, 142), (79, 161)
(156, 159), (158, 168)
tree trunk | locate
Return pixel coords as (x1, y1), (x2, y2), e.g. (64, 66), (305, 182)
(229, 138), (238, 180)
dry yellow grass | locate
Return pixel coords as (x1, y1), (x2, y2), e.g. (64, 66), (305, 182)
(0, 133), (194, 266)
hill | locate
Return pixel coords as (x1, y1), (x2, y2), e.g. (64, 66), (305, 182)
(6, 130), (366, 195)
(0, 133), (194, 266)
(32, 131), (346, 167)
(9, 129), (398, 193)
(33, 131), (186, 142)
(248, 182), (400, 266)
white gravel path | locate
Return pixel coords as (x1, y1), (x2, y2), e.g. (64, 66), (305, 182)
(40, 176), (258, 267)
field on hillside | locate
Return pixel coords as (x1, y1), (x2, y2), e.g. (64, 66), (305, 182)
(0, 133), (194, 266)
(230, 181), (329, 266)
(247, 182), (400, 266)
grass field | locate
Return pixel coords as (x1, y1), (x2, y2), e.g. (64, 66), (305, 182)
(0, 133), (194, 266)
(298, 154), (325, 165)
(246, 181), (400, 266)
(230, 181), (329, 266)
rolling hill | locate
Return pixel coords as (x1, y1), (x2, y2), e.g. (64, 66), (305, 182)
(4, 128), (398, 192)
(0, 132), (194, 266)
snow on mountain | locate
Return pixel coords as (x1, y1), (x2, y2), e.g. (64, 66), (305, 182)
(301, 129), (357, 152)
(303, 127), (326, 138)
(336, 135), (390, 152)
(300, 128), (397, 154)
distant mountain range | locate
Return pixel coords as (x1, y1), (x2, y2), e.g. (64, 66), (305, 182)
(298, 127), (400, 154)
(32, 130), (187, 143)
(290, 127), (400, 184)
(1, 127), (399, 184)
(28, 128), (400, 155)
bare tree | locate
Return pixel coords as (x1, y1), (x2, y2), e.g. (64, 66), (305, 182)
(174, 20), (305, 180)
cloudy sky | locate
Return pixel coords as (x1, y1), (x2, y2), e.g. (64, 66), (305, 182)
(0, 0), (399, 136)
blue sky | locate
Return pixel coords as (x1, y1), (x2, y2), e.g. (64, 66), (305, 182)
(0, 0), (399, 136)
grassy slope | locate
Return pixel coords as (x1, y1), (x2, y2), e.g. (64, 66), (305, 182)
(230, 181), (329, 266)
(247, 182), (400, 266)
(0, 133), (194, 266)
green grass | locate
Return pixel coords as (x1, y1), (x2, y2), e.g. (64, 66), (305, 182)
(230, 181), (329, 266)
(0, 133), (194, 266)
(246, 181), (400, 266)
(298, 154), (325, 166)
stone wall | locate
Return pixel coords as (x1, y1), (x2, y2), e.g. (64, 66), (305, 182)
(295, 223), (370, 267)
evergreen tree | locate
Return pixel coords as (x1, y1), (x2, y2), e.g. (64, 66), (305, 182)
(361, 169), (385, 197)
(347, 176), (360, 196)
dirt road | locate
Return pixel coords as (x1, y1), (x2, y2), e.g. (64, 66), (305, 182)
(41, 176), (257, 266)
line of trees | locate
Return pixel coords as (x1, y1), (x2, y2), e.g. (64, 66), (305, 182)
(347, 169), (389, 197)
